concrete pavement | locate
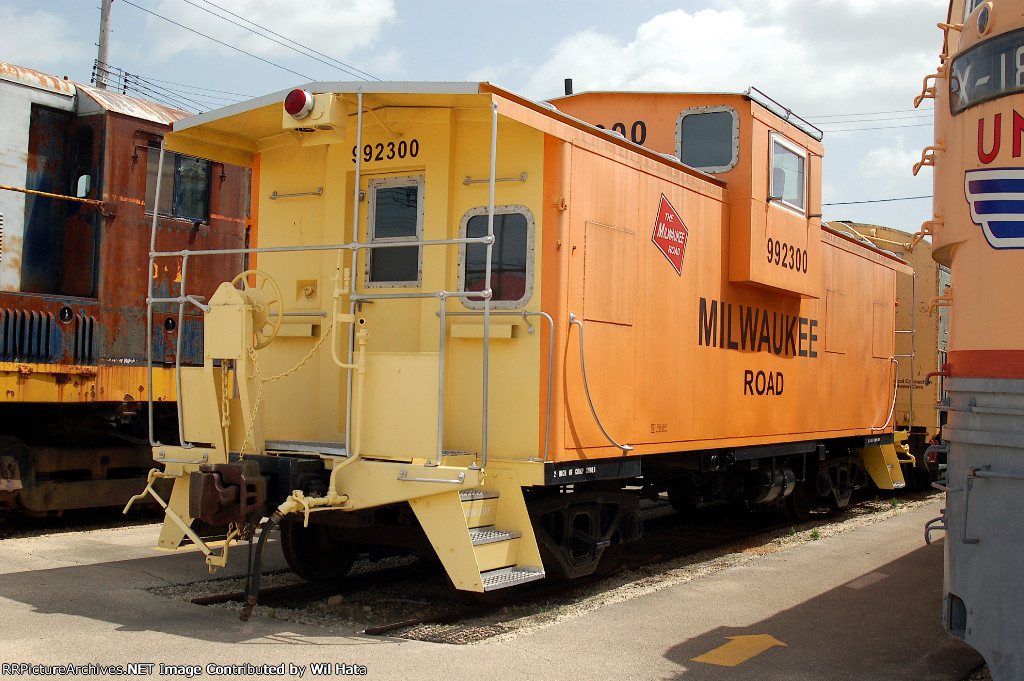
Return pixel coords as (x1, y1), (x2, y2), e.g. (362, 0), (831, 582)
(0, 498), (981, 680)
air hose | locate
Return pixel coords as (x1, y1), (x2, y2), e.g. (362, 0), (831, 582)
(240, 510), (285, 622)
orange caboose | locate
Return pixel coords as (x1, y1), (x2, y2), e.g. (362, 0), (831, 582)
(137, 83), (911, 596)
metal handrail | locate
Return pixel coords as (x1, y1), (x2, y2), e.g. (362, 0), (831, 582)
(145, 92), (507, 474)
(150, 235), (492, 260)
(147, 235), (498, 455)
(474, 100), (499, 471)
(568, 313), (632, 452)
(440, 310), (554, 462)
(345, 90), (363, 462)
(269, 187), (322, 200)
(872, 357), (899, 431)
(145, 142), (165, 448)
(433, 295), (448, 467)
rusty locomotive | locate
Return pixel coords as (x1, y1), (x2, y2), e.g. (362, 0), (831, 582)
(0, 62), (247, 514)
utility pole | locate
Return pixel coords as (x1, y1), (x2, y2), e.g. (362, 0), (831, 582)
(96, 0), (112, 89)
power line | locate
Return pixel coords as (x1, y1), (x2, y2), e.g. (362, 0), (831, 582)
(189, 0), (379, 81)
(128, 74), (211, 111)
(134, 78), (245, 106)
(817, 113), (931, 125)
(825, 123), (932, 132)
(807, 107), (933, 119)
(824, 195), (931, 206)
(120, 0), (314, 81)
(138, 75), (255, 99)
(92, 59), (201, 111)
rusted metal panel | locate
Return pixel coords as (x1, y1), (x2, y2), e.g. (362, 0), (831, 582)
(0, 362), (178, 403)
(0, 105), (247, 375)
(20, 105), (101, 297)
(75, 82), (191, 126)
(0, 62), (248, 514)
(99, 112), (246, 368)
(0, 62), (76, 96)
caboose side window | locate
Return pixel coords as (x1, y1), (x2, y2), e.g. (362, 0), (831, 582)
(676, 106), (739, 173)
(366, 175), (424, 287)
(146, 147), (211, 222)
(458, 205), (534, 309)
(769, 133), (806, 214)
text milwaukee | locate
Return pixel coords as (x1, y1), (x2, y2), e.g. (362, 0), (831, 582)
(698, 298), (818, 358)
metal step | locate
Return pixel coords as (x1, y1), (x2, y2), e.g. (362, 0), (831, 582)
(460, 489), (499, 502)
(469, 526), (521, 545)
(480, 566), (545, 591)
(264, 440), (347, 456)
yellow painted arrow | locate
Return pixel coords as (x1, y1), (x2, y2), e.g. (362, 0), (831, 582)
(692, 634), (787, 667)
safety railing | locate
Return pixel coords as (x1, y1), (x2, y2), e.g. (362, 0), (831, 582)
(438, 310), (554, 463)
(893, 271), (917, 430)
(145, 93), (509, 471)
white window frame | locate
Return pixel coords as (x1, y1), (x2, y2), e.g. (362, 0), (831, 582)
(769, 132), (808, 216)
(457, 204), (535, 310)
(364, 174), (425, 288)
(675, 105), (740, 173)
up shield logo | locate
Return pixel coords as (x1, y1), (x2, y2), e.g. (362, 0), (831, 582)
(965, 168), (1024, 249)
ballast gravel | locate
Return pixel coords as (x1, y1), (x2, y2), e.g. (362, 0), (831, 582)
(152, 491), (942, 645)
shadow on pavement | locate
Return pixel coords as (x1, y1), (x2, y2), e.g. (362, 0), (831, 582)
(663, 540), (982, 680)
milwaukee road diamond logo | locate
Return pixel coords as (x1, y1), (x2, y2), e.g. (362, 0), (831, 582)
(965, 168), (1024, 249)
(652, 194), (688, 274)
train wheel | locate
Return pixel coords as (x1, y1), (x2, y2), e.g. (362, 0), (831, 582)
(667, 486), (699, 516)
(280, 521), (358, 583)
(784, 481), (813, 523)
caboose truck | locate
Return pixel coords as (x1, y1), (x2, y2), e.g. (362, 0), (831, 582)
(126, 82), (911, 606)
(0, 63), (246, 514)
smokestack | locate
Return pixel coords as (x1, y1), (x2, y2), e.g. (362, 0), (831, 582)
(564, 78), (573, 96)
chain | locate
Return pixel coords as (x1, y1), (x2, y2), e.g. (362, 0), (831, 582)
(221, 360), (232, 455)
(238, 324), (336, 456)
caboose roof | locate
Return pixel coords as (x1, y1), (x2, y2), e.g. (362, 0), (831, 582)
(0, 61), (189, 126)
(550, 88), (824, 143)
(167, 81), (494, 166)
(74, 81), (190, 126)
(165, 81), (723, 187)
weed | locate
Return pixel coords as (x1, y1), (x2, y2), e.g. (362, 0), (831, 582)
(810, 529), (821, 540)
(267, 608), (277, 619)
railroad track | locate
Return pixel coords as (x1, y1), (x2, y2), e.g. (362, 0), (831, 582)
(359, 508), (800, 638)
(177, 490), (940, 643)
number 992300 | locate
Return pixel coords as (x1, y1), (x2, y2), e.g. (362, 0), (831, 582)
(352, 139), (420, 163)
(767, 238), (807, 273)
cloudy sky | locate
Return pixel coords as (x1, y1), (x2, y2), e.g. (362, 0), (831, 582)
(4, 0), (950, 232)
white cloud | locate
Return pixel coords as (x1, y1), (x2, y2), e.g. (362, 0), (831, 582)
(367, 49), (405, 79)
(0, 6), (91, 71)
(520, 1), (945, 115)
(145, 0), (395, 73)
(859, 138), (923, 180)
(466, 57), (530, 86)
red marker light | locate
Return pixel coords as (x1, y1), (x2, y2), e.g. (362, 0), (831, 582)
(284, 89), (314, 119)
